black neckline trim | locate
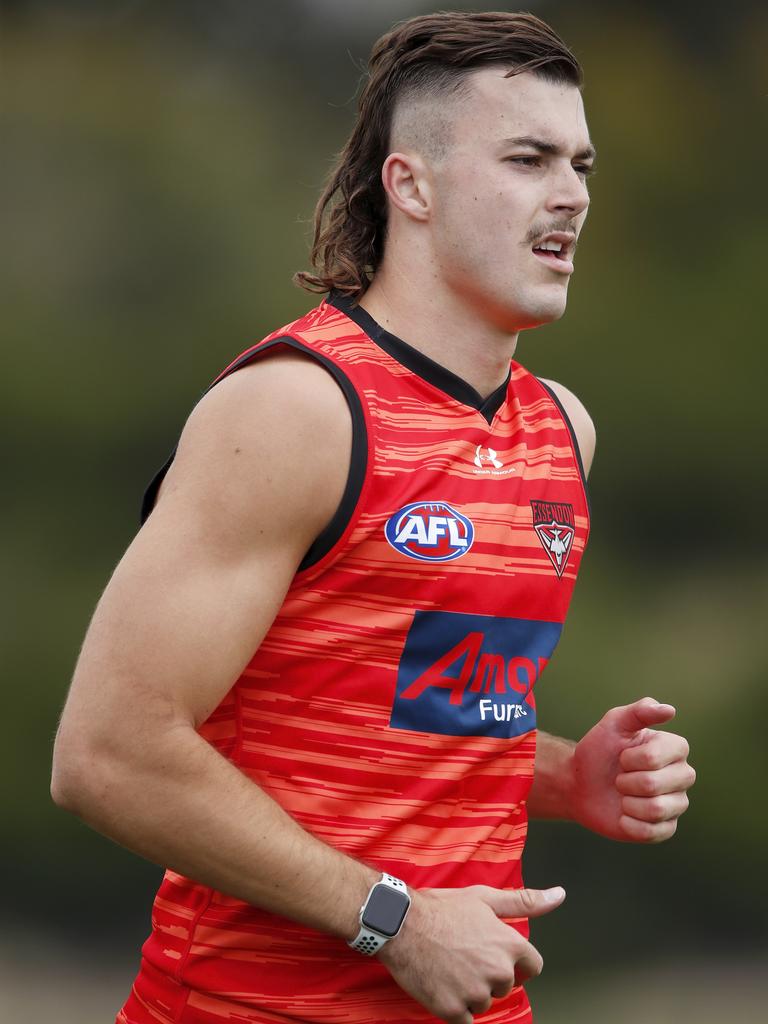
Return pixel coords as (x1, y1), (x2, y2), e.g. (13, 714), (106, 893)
(328, 290), (509, 426)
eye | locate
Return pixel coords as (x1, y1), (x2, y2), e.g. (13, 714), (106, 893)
(507, 156), (541, 167)
(574, 164), (596, 178)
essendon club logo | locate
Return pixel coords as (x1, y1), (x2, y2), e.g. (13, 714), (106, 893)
(390, 610), (563, 739)
(531, 500), (575, 579)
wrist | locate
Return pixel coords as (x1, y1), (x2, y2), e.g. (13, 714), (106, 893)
(559, 744), (579, 822)
(529, 732), (578, 820)
(348, 872), (412, 955)
(339, 864), (381, 943)
(376, 887), (427, 966)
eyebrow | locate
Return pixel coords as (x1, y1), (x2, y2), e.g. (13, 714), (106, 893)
(500, 135), (597, 161)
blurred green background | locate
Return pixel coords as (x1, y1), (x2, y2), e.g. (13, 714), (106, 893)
(2, 0), (767, 1020)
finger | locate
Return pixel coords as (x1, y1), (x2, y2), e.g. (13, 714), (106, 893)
(466, 994), (493, 1015)
(514, 942), (544, 984)
(619, 813), (678, 843)
(490, 980), (514, 1000)
(621, 791), (689, 824)
(619, 732), (690, 772)
(608, 697), (676, 737)
(478, 885), (565, 919)
(445, 1010), (473, 1024)
(616, 762), (696, 797)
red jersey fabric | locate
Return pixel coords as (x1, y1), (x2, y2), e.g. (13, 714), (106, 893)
(117, 293), (590, 1024)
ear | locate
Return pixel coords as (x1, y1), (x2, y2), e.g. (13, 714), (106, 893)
(381, 151), (431, 223)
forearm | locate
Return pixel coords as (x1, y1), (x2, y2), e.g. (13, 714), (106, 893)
(53, 727), (377, 940)
(527, 731), (577, 820)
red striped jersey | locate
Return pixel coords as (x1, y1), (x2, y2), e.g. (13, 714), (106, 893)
(118, 291), (590, 1024)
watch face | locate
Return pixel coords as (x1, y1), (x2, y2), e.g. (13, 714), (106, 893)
(361, 884), (410, 937)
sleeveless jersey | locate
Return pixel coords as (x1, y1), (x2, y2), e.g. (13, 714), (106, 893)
(118, 292), (591, 1024)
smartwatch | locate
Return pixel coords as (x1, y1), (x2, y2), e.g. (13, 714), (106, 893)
(348, 873), (411, 955)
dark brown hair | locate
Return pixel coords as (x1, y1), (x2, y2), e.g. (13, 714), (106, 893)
(294, 10), (582, 300)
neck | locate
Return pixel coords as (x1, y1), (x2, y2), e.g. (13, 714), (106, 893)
(358, 261), (519, 401)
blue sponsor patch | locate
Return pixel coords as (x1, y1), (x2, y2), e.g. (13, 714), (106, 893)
(390, 610), (563, 738)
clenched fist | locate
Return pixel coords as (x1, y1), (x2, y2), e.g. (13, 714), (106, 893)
(570, 697), (696, 842)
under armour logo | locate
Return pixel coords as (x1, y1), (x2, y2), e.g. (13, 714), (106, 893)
(474, 446), (503, 469)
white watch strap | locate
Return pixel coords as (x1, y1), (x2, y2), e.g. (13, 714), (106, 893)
(349, 873), (409, 955)
(349, 926), (388, 956)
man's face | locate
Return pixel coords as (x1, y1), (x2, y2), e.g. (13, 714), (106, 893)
(427, 68), (594, 331)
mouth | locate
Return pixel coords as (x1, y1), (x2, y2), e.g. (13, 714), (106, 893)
(531, 232), (575, 275)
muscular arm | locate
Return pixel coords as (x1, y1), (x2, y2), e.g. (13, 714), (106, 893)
(52, 353), (378, 937)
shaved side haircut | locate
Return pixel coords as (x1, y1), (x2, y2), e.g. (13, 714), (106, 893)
(294, 10), (582, 300)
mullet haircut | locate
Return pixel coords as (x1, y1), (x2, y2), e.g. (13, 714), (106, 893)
(294, 10), (582, 301)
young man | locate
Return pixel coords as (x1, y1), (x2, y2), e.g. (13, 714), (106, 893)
(51, 11), (695, 1024)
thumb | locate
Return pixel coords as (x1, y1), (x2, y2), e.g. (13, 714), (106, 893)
(479, 885), (566, 920)
(609, 697), (676, 737)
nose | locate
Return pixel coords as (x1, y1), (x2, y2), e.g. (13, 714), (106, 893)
(546, 162), (590, 218)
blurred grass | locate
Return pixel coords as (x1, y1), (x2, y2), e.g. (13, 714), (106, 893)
(2, 932), (766, 1024)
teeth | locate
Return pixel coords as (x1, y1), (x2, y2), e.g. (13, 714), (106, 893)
(538, 241), (563, 252)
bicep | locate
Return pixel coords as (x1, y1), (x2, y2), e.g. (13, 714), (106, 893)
(71, 501), (297, 746)
(57, 355), (351, 761)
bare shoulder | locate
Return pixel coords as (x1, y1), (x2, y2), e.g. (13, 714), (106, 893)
(539, 377), (596, 478)
(153, 348), (352, 559)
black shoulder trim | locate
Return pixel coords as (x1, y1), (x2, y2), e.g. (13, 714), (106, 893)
(537, 379), (591, 518)
(141, 451), (176, 524)
(140, 336), (367, 573)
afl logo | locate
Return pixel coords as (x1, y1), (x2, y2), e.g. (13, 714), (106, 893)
(385, 501), (475, 562)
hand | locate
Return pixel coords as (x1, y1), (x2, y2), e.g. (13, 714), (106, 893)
(378, 884), (565, 1024)
(570, 697), (696, 842)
